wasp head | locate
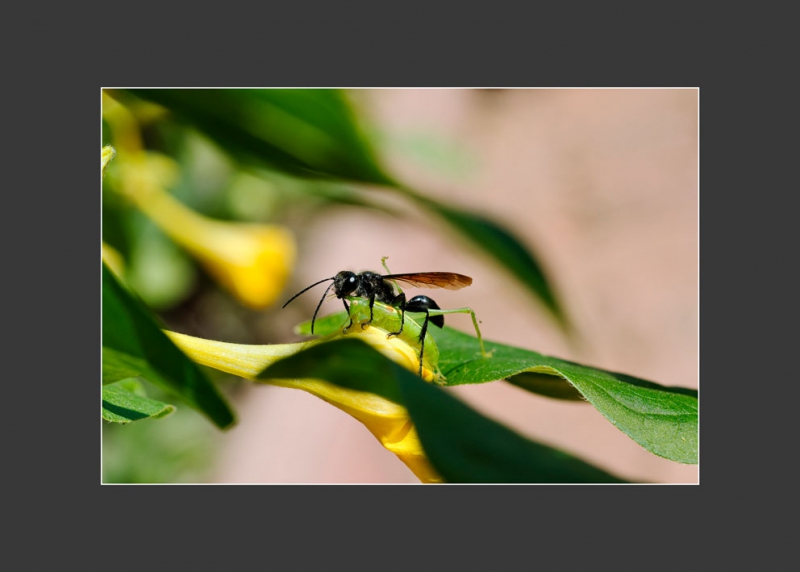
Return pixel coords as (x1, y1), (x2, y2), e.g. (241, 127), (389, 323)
(333, 271), (359, 298)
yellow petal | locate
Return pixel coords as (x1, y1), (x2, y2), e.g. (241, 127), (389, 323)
(103, 93), (296, 309)
(165, 330), (443, 482)
(131, 182), (296, 309)
(344, 323), (439, 383)
(101, 242), (125, 278)
(102, 92), (143, 154)
(101, 146), (116, 177)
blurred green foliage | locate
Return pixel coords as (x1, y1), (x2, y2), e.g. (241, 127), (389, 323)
(117, 88), (569, 326)
(103, 388), (221, 483)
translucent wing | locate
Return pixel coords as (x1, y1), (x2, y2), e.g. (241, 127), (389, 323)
(382, 272), (473, 290)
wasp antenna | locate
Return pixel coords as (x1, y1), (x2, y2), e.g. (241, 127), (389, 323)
(282, 277), (335, 308)
(311, 281), (337, 334)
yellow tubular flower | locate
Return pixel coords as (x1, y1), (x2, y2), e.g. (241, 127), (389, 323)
(165, 329), (443, 483)
(101, 242), (125, 278)
(102, 92), (296, 308)
(101, 148), (126, 278)
(133, 187), (296, 309)
(101, 145), (116, 176)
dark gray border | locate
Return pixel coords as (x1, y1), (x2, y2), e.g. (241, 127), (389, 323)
(12, 0), (788, 567)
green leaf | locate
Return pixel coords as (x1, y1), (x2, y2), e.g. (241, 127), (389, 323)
(294, 310), (698, 464)
(410, 197), (567, 329)
(125, 216), (197, 311)
(258, 338), (628, 483)
(436, 327), (697, 464)
(102, 346), (145, 385)
(393, 361), (627, 483)
(102, 264), (235, 429)
(125, 89), (396, 187)
(294, 311), (351, 337)
(103, 379), (176, 424)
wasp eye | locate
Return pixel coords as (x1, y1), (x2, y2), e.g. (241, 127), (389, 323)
(334, 271), (358, 296)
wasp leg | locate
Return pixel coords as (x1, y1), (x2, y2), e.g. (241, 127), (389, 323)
(342, 299), (353, 332)
(415, 307), (431, 378)
(386, 293), (407, 339)
(428, 306), (490, 358)
(404, 296), (441, 378)
(361, 294), (376, 329)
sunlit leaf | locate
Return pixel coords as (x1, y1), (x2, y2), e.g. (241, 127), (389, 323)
(102, 379), (175, 424)
(436, 327), (697, 464)
(258, 338), (628, 483)
(296, 310), (698, 464)
(103, 347), (145, 385)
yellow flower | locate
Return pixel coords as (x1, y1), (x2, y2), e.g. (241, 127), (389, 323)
(101, 145), (116, 176)
(132, 185), (296, 309)
(166, 326), (443, 483)
(102, 91), (296, 308)
(101, 149), (126, 278)
(345, 322), (439, 384)
(101, 242), (125, 278)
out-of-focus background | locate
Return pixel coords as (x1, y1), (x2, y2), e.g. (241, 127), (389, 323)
(102, 88), (698, 484)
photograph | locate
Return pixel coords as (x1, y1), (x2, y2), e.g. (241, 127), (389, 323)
(101, 88), (698, 484)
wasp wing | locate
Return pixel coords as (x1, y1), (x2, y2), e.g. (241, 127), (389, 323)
(382, 272), (473, 290)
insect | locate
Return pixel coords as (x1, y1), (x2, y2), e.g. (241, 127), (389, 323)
(344, 296), (446, 382)
(282, 260), (486, 378)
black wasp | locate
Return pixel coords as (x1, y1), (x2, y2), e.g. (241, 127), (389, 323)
(282, 270), (473, 375)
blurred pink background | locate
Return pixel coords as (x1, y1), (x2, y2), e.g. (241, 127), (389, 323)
(210, 88), (698, 484)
